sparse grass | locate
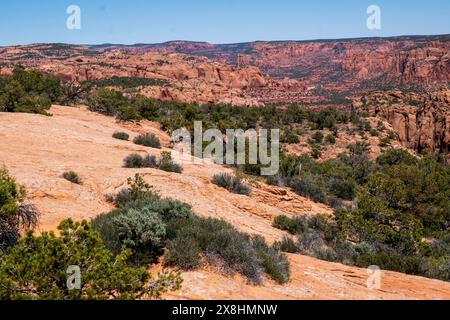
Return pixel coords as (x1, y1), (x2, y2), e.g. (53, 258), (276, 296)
(211, 173), (251, 196)
(133, 133), (161, 149)
(62, 171), (81, 184)
(112, 131), (130, 141)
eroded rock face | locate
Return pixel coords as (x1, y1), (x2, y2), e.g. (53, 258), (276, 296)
(138, 35), (450, 91)
(1, 36), (449, 106)
(353, 87), (450, 155)
(0, 46), (266, 106)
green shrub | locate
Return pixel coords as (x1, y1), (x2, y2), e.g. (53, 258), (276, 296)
(354, 252), (422, 275)
(146, 198), (193, 222)
(420, 256), (450, 281)
(112, 189), (132, 207)
(326, 177), (355, 200)
(379, 137), (391, 148)
(289, 177), (325, 203)
(312, 131), (324, 144)
(273, 214), (342, 257)
(311, 147), (322, 159)
(325, 134), (336, 144)
(112, 207), (166, 263)
(363, 121), (372, 132)
(94, 176), (289, 285)
(376, 149), (417, 166)
(164, 234), (202, 270)
(280, 131), (299, 144)
(0, 219), (182, 300)
(158, 151), (183, 173)
(387, 130), (397, 140)
(348, 141), (370, 155)
(123, 154), (159, 169)
(0, 167), (25, 218)
(133, 133), (161, 149)
(377, 120), (385, 132)
(0, 67), (61, 115)
(87, 77), (170, 89)
(272, 215), (307, 235)
(0, 168), (38, 252)
(270, 153), (450, 281)
(126, 174), (159, 203)
(297, 229), (326, 255)
(94, 174), (188, 254)
(165, 216), (289, 284)
(276, 236), (300, 253)
(116, 106), (142, 121)
(212, 173), (251, 196)
(62, 171), (81, 185)
(124, 154), (144, 168)
(112, 131), (130, 141)
(143, 155), (158, 168)
(253, 236), (290, 284)
(87, 88), (128, 116)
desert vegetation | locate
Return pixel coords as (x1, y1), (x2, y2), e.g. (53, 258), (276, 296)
(212, 173), (251, 195)
(3, 67), (449, 287)
(93, 174), (290, 284)
(123, 152), (182, 173)
(272, 149), (450, 281)
(133, 133), (161, 149)
(0, 167), (38, 253)
(83, 87), (450, 283)
(0, 67), (62, 114)
(62, 171), (82, 185)
(0, 170), (182, 300)
(85, 87), (352, 134)
(112, 131), (130, 141)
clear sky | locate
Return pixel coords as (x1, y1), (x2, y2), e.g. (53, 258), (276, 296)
(0, 0), (449, 46)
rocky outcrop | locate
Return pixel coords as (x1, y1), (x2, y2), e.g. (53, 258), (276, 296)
(0, 46), (267, 106)
(139, 35), (450, 91)
(1, 36), (449, 105)
(353, 87), (450, 155)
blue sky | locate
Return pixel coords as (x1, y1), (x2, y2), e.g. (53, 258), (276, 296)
(0, 0), (449, 45)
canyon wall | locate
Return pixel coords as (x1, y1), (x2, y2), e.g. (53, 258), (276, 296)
(139, 35), (450, 91)
(353, 87), (450, 155)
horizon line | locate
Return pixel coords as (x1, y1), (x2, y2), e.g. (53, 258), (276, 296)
(2, 33), (449, 48)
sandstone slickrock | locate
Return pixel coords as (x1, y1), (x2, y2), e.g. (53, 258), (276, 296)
(1, 105), (450, 300)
